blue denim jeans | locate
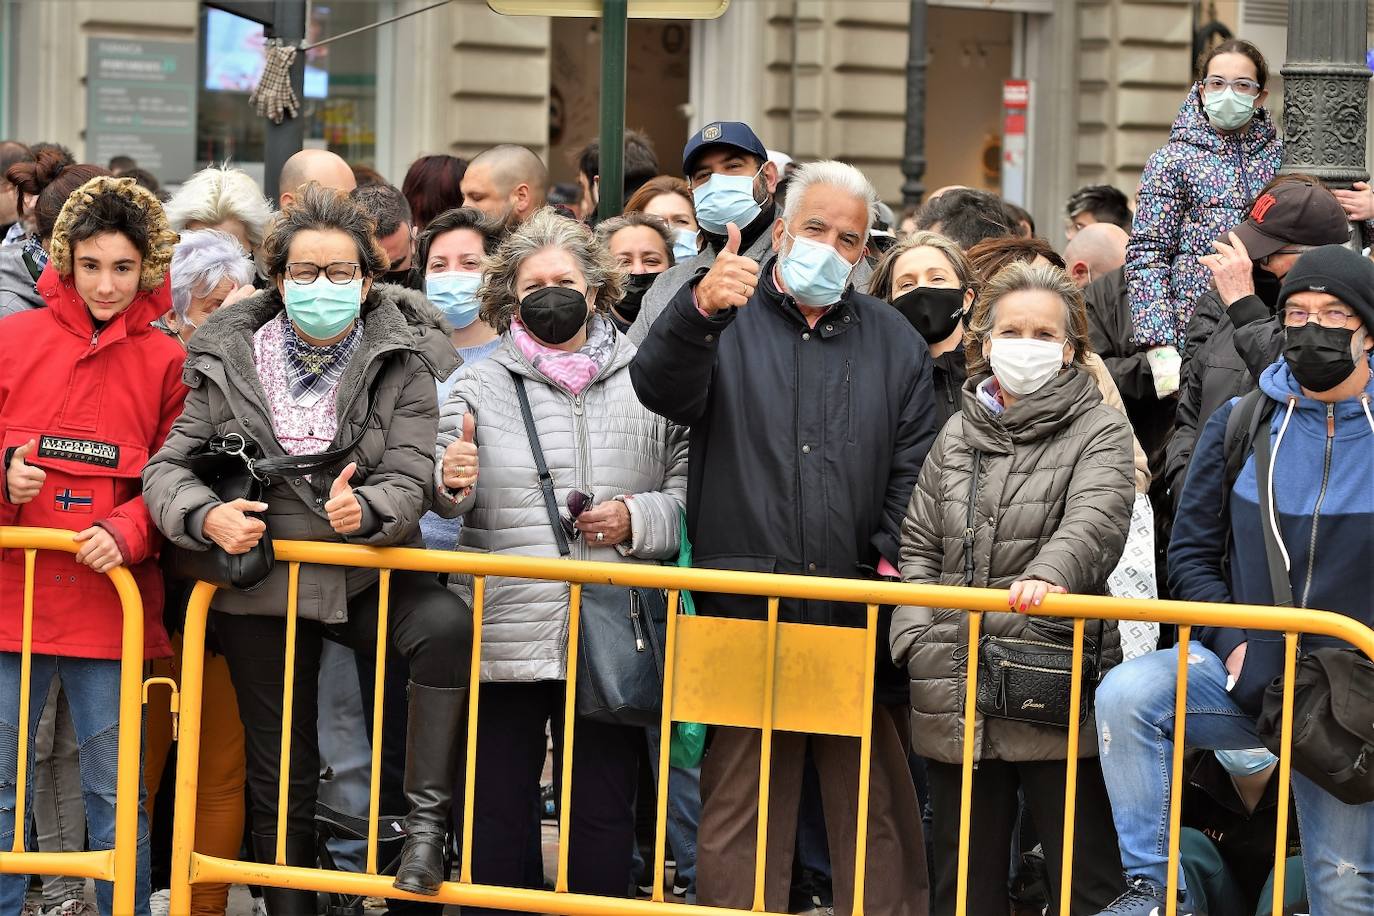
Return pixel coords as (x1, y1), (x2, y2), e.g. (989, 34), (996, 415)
(1095, 645), (1374, 915)
(0, 653), (151, 916)
(636, 725), (701, 894)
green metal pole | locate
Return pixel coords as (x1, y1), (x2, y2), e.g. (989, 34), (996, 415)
(597, 0), (628, 221)
(0, 0), (11, 138)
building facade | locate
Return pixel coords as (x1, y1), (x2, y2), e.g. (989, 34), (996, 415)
(1, 0), (1216, 233)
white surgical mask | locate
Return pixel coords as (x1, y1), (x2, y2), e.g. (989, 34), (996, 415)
(692, 166), (764, 236)
(671, 227), (700, 261)
(1215, 747), (1278, 777)
(988, 338), (1067, 396)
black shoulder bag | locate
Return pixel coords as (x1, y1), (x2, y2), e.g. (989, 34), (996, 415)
(509, 371), (669, 727)
(1251, 408), (1374, 804)
(968, 449), (1105, 728)
(165, 372), (386, 592)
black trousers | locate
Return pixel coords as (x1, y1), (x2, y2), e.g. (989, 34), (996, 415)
(925, 757), (1123, 916)
(466, 681), (639, 915)
(213, 571), (473, 845)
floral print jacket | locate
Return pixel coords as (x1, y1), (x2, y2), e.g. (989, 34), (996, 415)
(1126, 83), (1281, 348)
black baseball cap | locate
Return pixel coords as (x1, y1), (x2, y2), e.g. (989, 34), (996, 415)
(1226, 180), (1351, 260)
(682, 121), (767, 176)
(1278, 244), (1374, 330)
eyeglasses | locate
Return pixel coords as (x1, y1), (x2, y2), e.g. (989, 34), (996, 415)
(559, 489), (594, 541)
(1282, 306), (1359, 329)
(1201, 76), (1262, 98)
(285, 261), (362, 284)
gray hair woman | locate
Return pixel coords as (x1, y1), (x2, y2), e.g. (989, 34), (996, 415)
(143, 183), (472, 905)
(163, 165), (273, 254)
(431, 206), (686, 902)
(161, 228), (256, 346)
(890, 261), (1135, 914)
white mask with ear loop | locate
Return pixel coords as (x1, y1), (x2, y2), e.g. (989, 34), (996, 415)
(988, 338), (1067, 396)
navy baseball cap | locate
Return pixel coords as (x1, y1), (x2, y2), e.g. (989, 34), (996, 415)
(682, 121), (767, 175)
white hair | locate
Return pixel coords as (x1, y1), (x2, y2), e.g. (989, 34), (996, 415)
(169, 229), (256, 319)
(163, 165), (274, 248)
(781, 160), (879, 237)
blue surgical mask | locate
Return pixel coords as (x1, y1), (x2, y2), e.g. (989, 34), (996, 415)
(692, 167), (764, 235)
(1215, 747), (1278, 777)
(778, 230), (857, 308)
(671, 227), (700, 261)
(283, 277), (362, 340)
(426, 270), (482, 330)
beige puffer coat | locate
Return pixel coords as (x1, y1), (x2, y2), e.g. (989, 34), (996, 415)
(890, 365), (1135, 764)
(432, 323), (688, 683)
(143, 283), (458, 623)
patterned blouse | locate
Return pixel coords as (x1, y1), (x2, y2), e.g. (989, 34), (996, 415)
(253, 313), (362, 457)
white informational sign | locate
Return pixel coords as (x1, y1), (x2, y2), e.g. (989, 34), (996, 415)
(87, 37), (197, 184)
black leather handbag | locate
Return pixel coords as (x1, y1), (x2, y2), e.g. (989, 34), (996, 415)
(165, 373), (385, 592)
(962, 449), (1104, 729)
(510, 371), (669, 727)
(1247, 418), (1374, 804)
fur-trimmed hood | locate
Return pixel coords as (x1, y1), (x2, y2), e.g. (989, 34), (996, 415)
(48, 176), (178, 291)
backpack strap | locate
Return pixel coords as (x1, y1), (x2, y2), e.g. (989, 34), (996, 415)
(1219, 389), (1275, 520)
(1251, 398), (1295, 608)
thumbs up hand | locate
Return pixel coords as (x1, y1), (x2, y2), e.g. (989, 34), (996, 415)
(324, 461), (364, 535)
(6, 439), (47, 505)
(441, 413), (480, 493)
(695, 221), (760, 316)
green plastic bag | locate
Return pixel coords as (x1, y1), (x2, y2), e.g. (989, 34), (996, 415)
(668, 511), (707, 769)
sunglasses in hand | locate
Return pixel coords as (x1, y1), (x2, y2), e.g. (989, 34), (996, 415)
(559, 489), (595, 541)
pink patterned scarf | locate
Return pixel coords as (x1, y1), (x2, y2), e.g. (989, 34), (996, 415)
(509, 315), (614, 396)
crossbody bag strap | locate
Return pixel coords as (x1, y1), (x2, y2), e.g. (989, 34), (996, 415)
(963, 449), (982, 587)
(255, 367), (388, 476)
(510, 370), (571, 557)
(1251, 400), (1294, 608)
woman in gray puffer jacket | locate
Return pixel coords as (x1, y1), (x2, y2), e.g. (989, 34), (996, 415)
(432, 207), (686, 906)
(891, 262), (1135, 916)
(143, 185), (472, 908)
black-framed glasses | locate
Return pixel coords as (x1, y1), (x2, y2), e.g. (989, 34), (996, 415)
(1201, 75), (1261, 98)
(1282, 306), (1359, 329)
(559, 489), (594, 541)
(285, 261), (362, 284)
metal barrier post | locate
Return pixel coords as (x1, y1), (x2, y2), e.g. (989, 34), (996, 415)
(1269, 632), (1299, 916)
(1164, 626), (1192, 916)
(650, 590), (682, 903)
(274, 563), (302, 865)
(169, 581), (216, 916)
(459, 574), (486, 884)
(954, 610), (982, 915)
(554, 583), (585, 893)
(851, 604), (879, 916)
(365, 570), (392, 875)
(751, 596), (781, 912)
(10, 551), (36, 855)
(1056, 617), (1087, 916)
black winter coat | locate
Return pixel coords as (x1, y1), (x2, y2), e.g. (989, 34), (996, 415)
(930, 346), (966, 433)
(1164, 288), (1281, 500)
(629, 257), (936, 625)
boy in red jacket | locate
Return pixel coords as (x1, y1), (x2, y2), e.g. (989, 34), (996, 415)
(0, 176), (186, 916)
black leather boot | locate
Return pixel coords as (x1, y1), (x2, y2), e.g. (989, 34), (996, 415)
(250, 831), (320, 915)
(392, 682), (467, 896)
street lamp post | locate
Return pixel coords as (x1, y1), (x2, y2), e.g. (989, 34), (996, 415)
(1279, 0), (1371, 197)
(900, 0), (928, 208)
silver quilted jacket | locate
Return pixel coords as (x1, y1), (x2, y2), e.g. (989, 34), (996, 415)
(433, 324), (688, 683)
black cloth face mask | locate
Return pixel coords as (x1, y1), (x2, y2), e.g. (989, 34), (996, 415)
(1283, 323), (1358, 392)
(891, 286), (965, 345)
(519, 286), (590, 345)
(1253, 263), (1282, 310)
(616, 273), (656, 324)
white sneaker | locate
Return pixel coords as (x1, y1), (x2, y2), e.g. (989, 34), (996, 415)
(149, 888), (171, 916)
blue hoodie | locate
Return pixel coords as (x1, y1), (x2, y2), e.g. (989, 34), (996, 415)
(1169, 357), (1374, 714)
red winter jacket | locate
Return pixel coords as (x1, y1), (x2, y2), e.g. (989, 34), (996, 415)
(0, 264), (187, 659)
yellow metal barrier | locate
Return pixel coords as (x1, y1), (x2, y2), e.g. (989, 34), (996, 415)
(0, 527), (148, 915)
(160, 539), (1374, 916)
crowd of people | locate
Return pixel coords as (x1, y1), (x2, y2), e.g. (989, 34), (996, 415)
(0, 35), (1372, 916)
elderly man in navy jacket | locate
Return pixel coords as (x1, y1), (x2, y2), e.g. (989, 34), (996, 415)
(631, 160), (935, 916)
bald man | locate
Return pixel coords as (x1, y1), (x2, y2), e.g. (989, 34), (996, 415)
(459, 144), (547, 232)
(278, 148), (356, 209)
(1064, 221), (1129, 289)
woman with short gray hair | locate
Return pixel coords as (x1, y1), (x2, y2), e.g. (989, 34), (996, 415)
(891, 260), (1134, 913)
(160, 228), (256, 346)
(431, 205), (686, 904)
(144, 183), (473, 907)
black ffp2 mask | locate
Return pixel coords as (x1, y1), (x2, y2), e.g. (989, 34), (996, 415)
(892, 286), (965, 345)
(519, 286), (591, 345)
(1283, 323), (1359, 393)
(616, 273), (656, 325)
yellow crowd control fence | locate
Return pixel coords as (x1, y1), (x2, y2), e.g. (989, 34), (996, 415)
(0, 527), (150, 916)
(4, 527), (1373, 915)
